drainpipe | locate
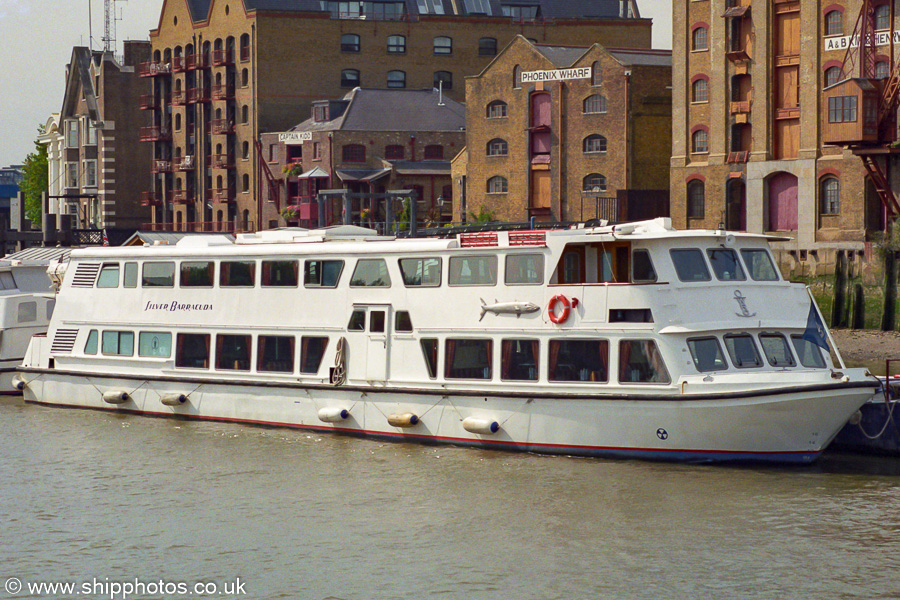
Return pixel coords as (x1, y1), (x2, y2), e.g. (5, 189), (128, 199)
(252, 22), (259, 231)
(327, 132), (334, 190)
(624, 69), (632, 210)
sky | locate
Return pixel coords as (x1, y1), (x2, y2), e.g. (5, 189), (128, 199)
(0, 0), (673, 168)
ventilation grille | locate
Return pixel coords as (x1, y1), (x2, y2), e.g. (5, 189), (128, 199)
(50, 329), (79, 354)
(71, 262), (101, 288)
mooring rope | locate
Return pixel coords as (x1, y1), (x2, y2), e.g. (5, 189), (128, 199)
(331, 337), (347, 386)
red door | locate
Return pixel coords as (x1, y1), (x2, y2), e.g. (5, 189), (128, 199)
(768, 172), (798, 231)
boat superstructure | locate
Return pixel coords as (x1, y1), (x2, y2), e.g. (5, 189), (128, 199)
(18, 219), (878, 462)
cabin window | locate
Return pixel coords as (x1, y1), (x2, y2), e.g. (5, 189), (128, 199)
(827, 96), (857, 123)
(84, 330), (98, 355)
(142, 262), (176, 287)
(176, 333), (211, 369)
(505, 254), (544, 285)
(740, 249), (779, 281)
(370, 311), (386, 333)
(557, 250), (584, 284)
(96, 263), (120, 288)
(181, 261), (214, 287)
(548, 339), (608, 383)
(501, 339), (539, 381)
(687, 337), (727, 372)
(258, 335), (295, 373)
(399, 257), (441, 287)
(632, 250), (657, 282)
(350, 259), (391, 287)
(420, 338), (438, 379)
(46, 299), (55, 319)
(17, 301), (36, 323)
(449, 256), (497, 286)
(723, 333), (763, 368)
(348, 310), (366, 330)
(790, 335), (827, 368)
(123, 262), (138, 288)
(300, 336), (329, 374)
(216, 334), (252, 370)
(0, 272), (15, 289)
(102, 331), (134, 356)
(707, 249), (746, 281)
(445, 338), (492, 379)
(619, 340), (670, 384)
(395, 311), (413, 332)
(610, 309), (653, 323)
(262, 260), (299, 287)
(670, 249), (711, 282)
(220, 261), (256, 287)
(759, 333), (796, 367)
(139, 332), (172, 358)
(304, 259), (344, 288)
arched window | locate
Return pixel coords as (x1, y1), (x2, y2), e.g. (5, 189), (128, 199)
(241, 105), (249, 124)
(875, 4), (891, 31)
(478, 37), (497, 56)
(825, 66), (842, 87)
(242, 173), (250, 193)
(876, 61), (890, 79)
(342, 144), (366, 162)
(434, 70), (453, 90)
(242, 141), (250, 160)
(341, 69), (360, 88)
(385, 144), (404, 159)
(241, 68), (249, 87)
(487, 138), (508, 156)
(175, 113), (182, 131)
(387, 35), (406, 53)
(341, 34), (360, 52)
(821, 176), (840, 214)
(487, 100), (508, 118)
(424, 144), (444, 159)
(434, 36), (452, 55)
(687, 180), (705, 218)
(513, 65), (522, 89)
(240, 33), (251, 61)
(487, 176), (508, 193)
(692, 27), (708, 51)
(387, 70), (406, 88)
(692, 129), (709, 154)
(692, 79), (709, 103)
(583, 94), (607, 114)
(583, 134), (607, 154)
(825, 10), (843, 36)
(592, 61), (602, 86)
(583, 173), (607, 192)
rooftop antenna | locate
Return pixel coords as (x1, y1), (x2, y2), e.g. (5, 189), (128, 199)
(102, 0), (126, 53)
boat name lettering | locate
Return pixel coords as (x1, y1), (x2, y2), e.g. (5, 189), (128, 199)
(144, 301), (214, 312)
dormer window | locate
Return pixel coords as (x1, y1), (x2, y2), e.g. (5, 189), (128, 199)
(313, 105), (328, 122)
(416, 0), (444, 14)
(464, 0), (491, 15)
(502, 5), (539, 18)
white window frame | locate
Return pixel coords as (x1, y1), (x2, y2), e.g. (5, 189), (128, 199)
(83, 159), (97, 188)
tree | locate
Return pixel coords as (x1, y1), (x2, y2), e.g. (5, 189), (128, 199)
(19, 124), (48, 227)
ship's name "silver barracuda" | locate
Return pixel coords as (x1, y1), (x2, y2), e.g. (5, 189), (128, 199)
(144, 301), (213, 312)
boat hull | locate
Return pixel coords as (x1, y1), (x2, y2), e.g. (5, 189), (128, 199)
(19, 368), (877, 464)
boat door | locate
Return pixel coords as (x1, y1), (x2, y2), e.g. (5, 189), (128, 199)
(347, 304), (391, 381)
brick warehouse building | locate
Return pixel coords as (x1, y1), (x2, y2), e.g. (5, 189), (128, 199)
(140, 0), (652, 233)
(670, 0), (900, 274)
(452, 36), (672, 224)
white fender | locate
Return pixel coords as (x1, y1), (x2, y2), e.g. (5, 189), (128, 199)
(318, 407), (350, 423)
(462, 417), (500, 435)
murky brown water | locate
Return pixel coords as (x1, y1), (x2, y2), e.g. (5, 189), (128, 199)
(2, 398), (899, 600)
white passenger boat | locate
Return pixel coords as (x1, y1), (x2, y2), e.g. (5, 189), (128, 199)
(17, 220), (878, 463)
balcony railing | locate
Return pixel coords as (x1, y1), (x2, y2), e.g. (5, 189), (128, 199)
(730, 100), (751, 114)
(139, 94), (159, 110)
(210, 153), (235, 169)
(240, 46), (251, 62)
(169, 190), (194, 205)
(141, 221), (256, 233)
(172, 56), (186, 72)
(152, 159), (172, 173)
(212, 49), (233, 66)
(211, 84), (235, 100)
(185, 53), (210, 70)
(139, 126), (171, 142)
(171, 90), (187, 106)
(210, 119), (234, 135)
(176, 156), (196, 171)
(141, 192), (163, 207)
(187, 87), (211, 104)
(210, 187), (235, 203)
(138, 61), (172, 77)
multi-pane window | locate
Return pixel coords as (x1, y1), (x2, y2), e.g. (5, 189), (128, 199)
(692, 79), (709, 103)
(828, 96), (857, 123)
(487, 100), (507, 118)
(824, 66), (841, 87)
(66, 120), (78, 147)
(591, 61), (602, 86)
(434, 36), (452, 54)
(692, 26), (708, 51)
(85, 120), (97, 145)
(876, 61), (890, 80)
(583, 173), (607, 192)
(342, 144), (366, 162)
(433, 70), (452, 90)
(692, 129), (709, 153)
(583, 134), (607, 153)
(387, 70), (406, 88)
(875, 3), (890, 30)
(340, 33), (360, 52)
(66, 162), (79, 189)
(102, 331), (135, 356)
(387, 35), (406, 53)
(487, 176), (508, 193)
(487, 138), (508, 156)
(385, 144), (405, 159)
(424, 144), (444, 159)
(583, 94), (606, 114)
(304, 259), (344, 287)
(687, 180), (705, 219)
(502, 5), (537, 18)
(463, 0), (491, 14)
(825, 10), (843, 36)
(478, 37), (497, 56)
(416, 0), (444, 14)
(821, 177), (840, 215)
(340, 68), (359, 88)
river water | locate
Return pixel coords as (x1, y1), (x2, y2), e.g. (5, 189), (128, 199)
(2, 398), (899, 600)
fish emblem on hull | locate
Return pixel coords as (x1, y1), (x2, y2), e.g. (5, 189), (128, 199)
(480, 299), (541, 321)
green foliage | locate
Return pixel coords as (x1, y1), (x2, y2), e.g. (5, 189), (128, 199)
(20, 124), (48, 227)
(468, 206), (496, 224)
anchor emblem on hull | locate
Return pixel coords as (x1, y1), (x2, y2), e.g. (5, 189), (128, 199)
(733, 290), (757, 318)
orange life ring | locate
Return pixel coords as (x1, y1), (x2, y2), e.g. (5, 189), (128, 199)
(548, 294), (571, 324)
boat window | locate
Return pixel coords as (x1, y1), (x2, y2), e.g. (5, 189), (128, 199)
(96, 263), (120, 288)
(740, 249), (780, 281)
(445, 338), (492, 379)
(723, 333), (763, 368)
(259, 335), (295, 373)
(123, 262), (138, 288)
(559, 250), (583, 284)
(632, 250), (657, 283)
(0, 271), (16, 289)
(501, 339), (539, 381)
(790, 334), (827, 368)
(220, 261), (256, 287)
(299, 336), (328, 374)
(262, 260), (299, 287)
(759, 333), (796, 367)
(138, 332), (172, 358)
(84, 329), (98, 355)
(304, 259), (344, 288)
(348, 310), (366, 330)
(420, 338), (438, 379)
(102, 330), (134, 356)
(142, 262), (176, 287)
(181, 261), (214, 287)
(396, 311), (413, 332)
(505, 253), (544, 285)
(707, 249), (745, 281)
(687, 337), (728, 372)
(619, 340), (671, 383)
(399, 257), (442, 287)
(609, 309), (653, 323)
(670, 249), (711, 282)
(46, 299), (55, 320)
(175, 333), (211, 369)
(216, 334), (252, 370)
(370, 310), (386, 333)
(549, 339), (608, 382)
(17, 301), (36, 323)
(449, 256), (497, 286)
(350, 259), (391, 287)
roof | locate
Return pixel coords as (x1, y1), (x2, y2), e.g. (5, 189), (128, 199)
(1, 246), (73, 264)
(608, 48), (673, 67)
(391, 160), (452, 176)
(335, 168), (392, 182)
(121, 231), (235, 246)
(61, 47), (101, 122)
(532, 45), (591, 68)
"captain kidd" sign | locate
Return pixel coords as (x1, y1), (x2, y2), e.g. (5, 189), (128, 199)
(520, 67), (592, 83)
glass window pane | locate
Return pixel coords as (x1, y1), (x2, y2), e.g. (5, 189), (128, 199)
(420, 338), (438, 378)
(449, 256), (498, 286)
(96, 264), (120, 288)
(139, 332), (172, 358)
(505, 254), (543, 285)
(176, 333), (211, 369)
(687, 337), (728, 372)
(396, 311), (413, 332)
(707, 249), (746, 281)
(445, 339), (492, 379)
(618, 340), (671, 383)
(350, 259), (391, 287)
(101, 331), (119, 354)
(399, 258), (442, 286)
(370, 311), (385, 333)
(142, 262), (176, 287)
(632, 250), (657, 282)
(220, 261), (256, 286)
(670, 249), (711, 282)
(300, 336), (328, 374)
(216, 334), (252, 370)
(84, 329), (98, 354)
(304, 260), (344, 287)
(119, 332), (134, 356)
(548, 340), (608, 382)
(501, 339), (539, 381)
(123, 262), (138, 288)
(181, 261), (214, 287)
(740, 249), (780, 281)
(790, 335), (827, 368)
(760, 334), (796, 367)
(723, 334), (763, 368)
(17, 301), (36, 323)
(262, 260), (299, 286)
(348, 310), (366, 330)
(258, 335), (295, 373)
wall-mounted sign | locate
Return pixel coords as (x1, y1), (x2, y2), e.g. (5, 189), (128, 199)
(824, 30), (900, 52)
(278, 131), (312, 143)
(520, 67), (592, 83)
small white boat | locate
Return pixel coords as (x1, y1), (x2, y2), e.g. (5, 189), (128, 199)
(17, 220), (878, 462)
